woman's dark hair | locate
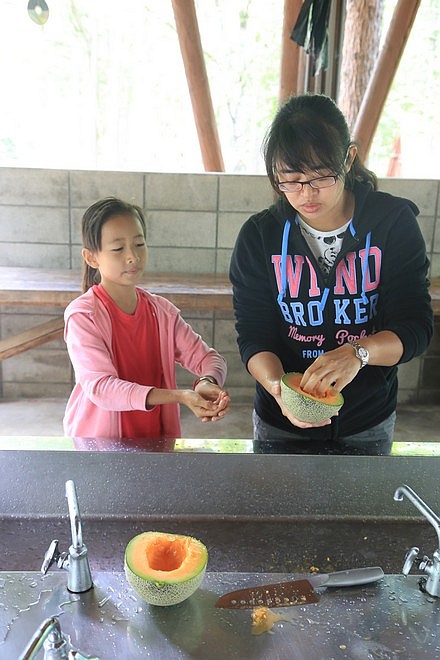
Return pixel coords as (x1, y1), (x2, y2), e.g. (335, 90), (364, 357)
(263, 93), (377, 193)
(81, 197), (147, 292)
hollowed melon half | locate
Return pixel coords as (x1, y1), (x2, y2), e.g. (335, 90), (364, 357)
(280, 372), (344, 423)
(124, 531), (208, 606)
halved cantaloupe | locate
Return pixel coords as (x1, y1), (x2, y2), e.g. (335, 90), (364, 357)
(124, 531), (208, 606)
(280, 372), (344, 423)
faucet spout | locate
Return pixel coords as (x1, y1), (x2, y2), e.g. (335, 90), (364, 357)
(64, 479), (93, 593)
(394, 484), (440, 550)
(40, 480), (93, 593)
(66, 480), (83, 549)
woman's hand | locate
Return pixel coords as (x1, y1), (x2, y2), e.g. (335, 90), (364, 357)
(299, 343), (362, 397)
(268, 377), (332, 429)
(188, 382), (231, 422)
(300, 331), (404, 397)
(247, 351), (331, 428)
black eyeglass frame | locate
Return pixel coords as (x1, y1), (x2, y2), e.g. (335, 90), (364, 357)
(276, 174), (340, 193)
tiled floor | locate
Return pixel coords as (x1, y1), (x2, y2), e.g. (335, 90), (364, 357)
(0, 397), (439, 443)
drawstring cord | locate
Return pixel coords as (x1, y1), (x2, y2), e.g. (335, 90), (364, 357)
(278, 218), (329, 313)
(277, 220), (291, 307)
(349, 221), (371, 305)
(361, 231), (371, 304)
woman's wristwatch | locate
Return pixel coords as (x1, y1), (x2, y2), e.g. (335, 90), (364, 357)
(348, 341), (369, 368)
(193, 375), (218, 390)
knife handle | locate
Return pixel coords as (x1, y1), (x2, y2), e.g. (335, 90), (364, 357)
(325, 566), (384, 587)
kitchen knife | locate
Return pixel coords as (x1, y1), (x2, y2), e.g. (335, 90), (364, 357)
(215, 566), (384, 609)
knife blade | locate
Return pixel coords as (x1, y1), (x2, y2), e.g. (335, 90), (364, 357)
(215, 566), (384, 609)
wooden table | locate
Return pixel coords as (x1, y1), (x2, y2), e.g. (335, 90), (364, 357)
(0, 266), (438, 361)
(0, 267), (233, 360)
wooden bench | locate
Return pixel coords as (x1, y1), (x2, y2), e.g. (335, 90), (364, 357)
(0, 317), (65, 361)
(0, 267), (233, 361)
(0, 267), (439, 361)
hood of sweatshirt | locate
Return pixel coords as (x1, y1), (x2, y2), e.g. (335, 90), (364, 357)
(272, 181), (419, 319)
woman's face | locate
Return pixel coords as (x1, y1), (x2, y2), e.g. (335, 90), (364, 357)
(276, 146), (356, 228)
(277, 165), (347, 228)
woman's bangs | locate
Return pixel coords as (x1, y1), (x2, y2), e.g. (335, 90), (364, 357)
(277, 126), (340, 174)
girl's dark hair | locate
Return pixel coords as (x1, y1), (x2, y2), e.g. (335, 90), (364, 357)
(263, 93), (377, 194)
(81, 197), (147, 292)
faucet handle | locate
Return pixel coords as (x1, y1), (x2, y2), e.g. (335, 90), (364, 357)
(41, 539), (60, 574)
(41, 539), (69, 574)
(402, 546), (420, 575)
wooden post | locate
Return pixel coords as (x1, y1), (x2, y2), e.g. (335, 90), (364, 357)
(171, 0), (225, 172)
(353, 0), (421, 157)
(279, 0), (303, 105)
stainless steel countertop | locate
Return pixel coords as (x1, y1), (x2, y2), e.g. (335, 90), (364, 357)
(1, 571), (439, 659)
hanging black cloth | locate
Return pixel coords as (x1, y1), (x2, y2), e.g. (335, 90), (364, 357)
(291, 0), (331, 74)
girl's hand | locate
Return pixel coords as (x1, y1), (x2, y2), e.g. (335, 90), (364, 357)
(185, 383), (231, 422)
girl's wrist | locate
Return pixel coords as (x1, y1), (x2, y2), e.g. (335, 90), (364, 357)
(193, 375), (218, 390)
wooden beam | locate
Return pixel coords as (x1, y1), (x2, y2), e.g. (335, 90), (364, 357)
(171, 0), (225, 172)
(353, 0), (421, 157)
(279, 0), (302, 105)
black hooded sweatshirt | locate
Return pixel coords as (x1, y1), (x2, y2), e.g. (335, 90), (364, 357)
(229, 180), (433, 439)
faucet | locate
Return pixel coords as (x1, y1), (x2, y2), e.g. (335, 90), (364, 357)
(41, 480), (93, 593)
(19, 616), (99, 659)
(394, 484), (440, 597)
(19, 616), (68, 659)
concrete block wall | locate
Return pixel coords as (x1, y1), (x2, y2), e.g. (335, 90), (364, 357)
(0, 168), (438, 404)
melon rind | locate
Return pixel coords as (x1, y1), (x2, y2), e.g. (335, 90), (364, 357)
(124, 532), (208, 606)
(280, 372), (344, 423)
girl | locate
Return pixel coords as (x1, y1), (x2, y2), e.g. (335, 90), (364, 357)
(230, 94), (433, 455)
(64, 197), (230, 441)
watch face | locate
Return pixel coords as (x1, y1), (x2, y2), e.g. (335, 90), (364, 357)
(359, 348), (368, 359)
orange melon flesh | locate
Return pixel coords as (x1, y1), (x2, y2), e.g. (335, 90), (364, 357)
(280, 372), (344, 423)
(129, 532), (206, 581)
(283, 373), (341, 404)
(124, 531), (208, 606)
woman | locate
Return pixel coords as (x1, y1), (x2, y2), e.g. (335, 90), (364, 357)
(229, 94), (433, 455)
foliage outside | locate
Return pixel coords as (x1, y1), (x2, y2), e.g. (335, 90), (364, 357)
(0, 0), (438, 177)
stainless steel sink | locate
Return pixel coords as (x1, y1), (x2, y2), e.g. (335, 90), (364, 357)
(2, 571), (440, 659)
(1, 451), (440, 658)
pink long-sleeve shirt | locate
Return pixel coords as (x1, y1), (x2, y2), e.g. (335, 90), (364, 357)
(63, 287), (227, 440)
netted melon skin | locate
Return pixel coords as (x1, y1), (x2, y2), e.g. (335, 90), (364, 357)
(281, 375), (343, 423)
(124, 559), (206, 606)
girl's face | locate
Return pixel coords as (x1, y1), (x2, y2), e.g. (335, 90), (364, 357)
(83, 212), (147, 292)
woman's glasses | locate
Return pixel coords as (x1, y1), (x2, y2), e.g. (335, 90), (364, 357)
(276, 174), (339, 193)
